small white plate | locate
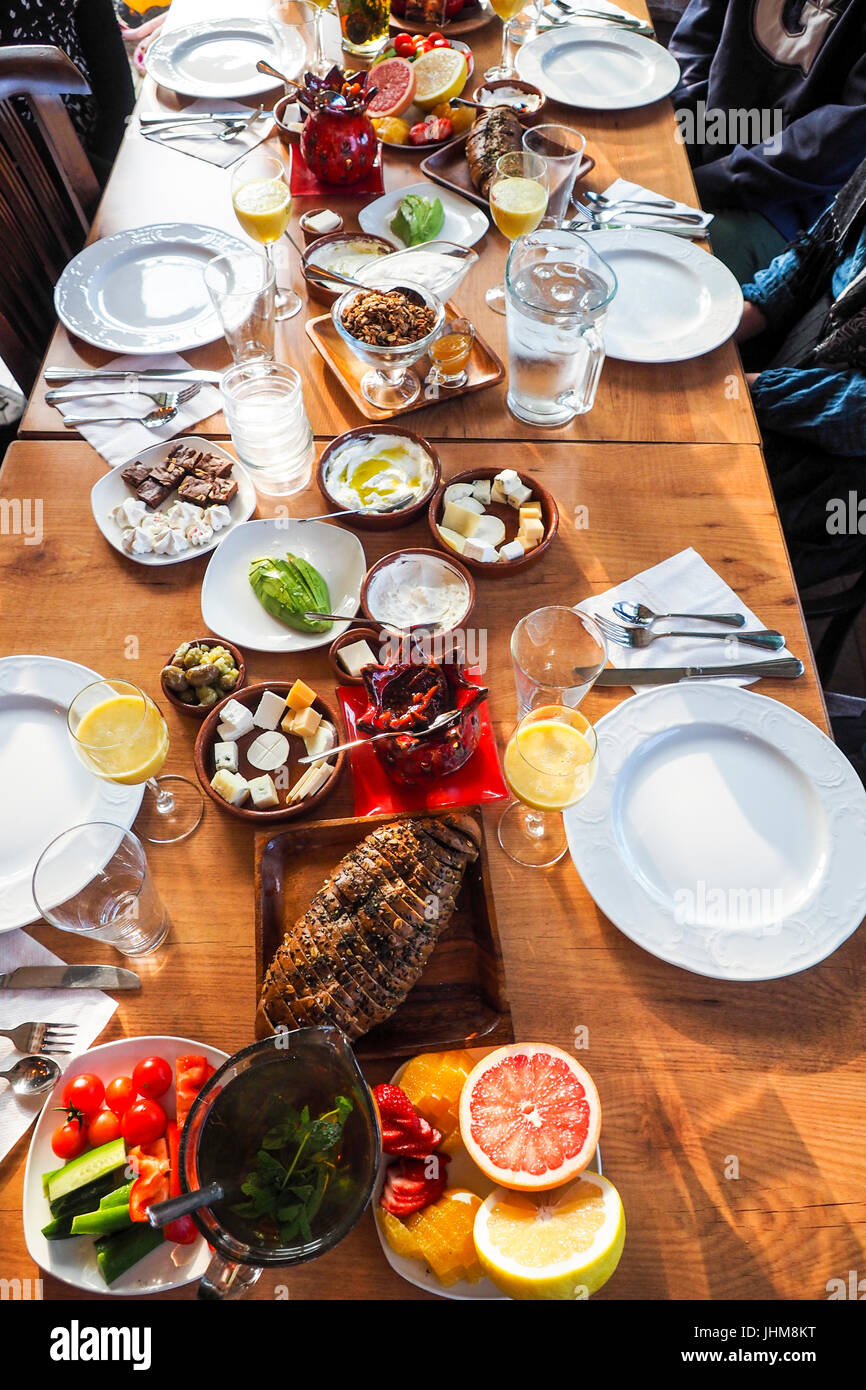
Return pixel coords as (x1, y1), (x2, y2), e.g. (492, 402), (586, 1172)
(200, 518), (367, 653)
(580, 229), (743, 362)
(564, 684), (866, 980)
(145, 18), (280, 99)
(90, 437), (256, 568)
(24, 1035), (228, 1295)
(359, 181), (489, 250)
(55, 224), (250, 355)
(516, 25), (680, 110)
(0, 656), (143, 934)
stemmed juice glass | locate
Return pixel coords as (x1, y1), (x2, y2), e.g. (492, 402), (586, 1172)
(67, 678), (203, 844)
(485, 0), (530, 80)
(231, 151), (300, 321)
(487, 149), (548, 314)
(499, 705), (598, 867)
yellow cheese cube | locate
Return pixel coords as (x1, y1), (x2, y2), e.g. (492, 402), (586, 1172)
(519, 502), (542, 523)
(441, 500), (482, 539)
(518, 517), (544, 545)
(291, 705), (322, 738)
(280, 708), (297, 733)
(285, 679), (316, 711)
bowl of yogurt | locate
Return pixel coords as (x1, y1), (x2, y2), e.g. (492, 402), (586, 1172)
(361, 549), (475, 637)
(317, 426), (441, 530)
(302, 232), (397, 306)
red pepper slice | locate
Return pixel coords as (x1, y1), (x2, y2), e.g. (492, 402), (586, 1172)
(163, 1120), (197, 1245)
(128, 1139), (170, 1223)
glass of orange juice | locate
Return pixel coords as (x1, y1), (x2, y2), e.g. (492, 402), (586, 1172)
(498, 704), (597, 867)
(231, 151), (300, 321)
(487, 150), (548, 313)
(485, 0), (529, 80)
(67, 679), (203, 844)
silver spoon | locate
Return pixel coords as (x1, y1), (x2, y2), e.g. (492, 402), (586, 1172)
(298, 695), (489, 764)
(0, 1054), (61, 1098)
(298, 496), (414, 522)
(613, 600), (746, 628)
(62, 405), (179, 430)
(583, 189), (677, 211)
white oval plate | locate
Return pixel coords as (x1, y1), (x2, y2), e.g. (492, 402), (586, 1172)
(564, 684), (866, 980)
(373, 1049), (601, 1300)
(23, 1035), (229, 1295)
(145, 18), (280, 99)
(201, 518), (367, 653)
(359, 181), (489, 249)
(90, 437), (256, 568)
(516, 25), (680, 110)
(0, 656), (143, 934)
(579, 229), (743, 362)
(55, 224), (250, 355)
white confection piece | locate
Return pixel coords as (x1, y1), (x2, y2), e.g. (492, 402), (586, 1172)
(165, 500), (203, 528)
(253, 689), (289, 730)
(111, 498), (148, 529)
(471, 479), (492, 505)
(306, 209), (341, 234)
(473, 513), (507, 547)
(337, 639), (377, 679)
(150, 527), (174, 555)
(163, 528), (190, 556)
(304, 721), (336, 759)
(444, 482), (475, 503)
(462, 537), (499, 563)
(201, 504), (233, 532)
(499, 538), (526, 562)
(247, 731), (290, 772)
(437, 524), (467, 555)
(214, 741), (238, 772)
(186, 523), (214, 548)
(442, 500), (482, 538)
(506, 482), (533, 508)
(248, 774), (279, 809)
(210, 769), (249, 806)
(130, 526), (155, 555)
(120, 528), (136, 553)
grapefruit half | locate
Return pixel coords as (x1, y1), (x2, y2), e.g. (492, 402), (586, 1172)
(458, 1043), (601, 1191)
(367, 57), (417, 118)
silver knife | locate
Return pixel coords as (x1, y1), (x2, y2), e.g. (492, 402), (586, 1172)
(44, 368), (222, 384)
(595, 657), (804, 685)
(0, 966), (141, 990)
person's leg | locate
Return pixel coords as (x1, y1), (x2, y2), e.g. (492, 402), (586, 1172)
(762, 429), (866, 589)
(703, 207), (788, 284)
(75, 0), (135, 171)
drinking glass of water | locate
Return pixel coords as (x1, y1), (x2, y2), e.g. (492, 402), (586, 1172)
(32, 823), (170, 957)
(521, 125), (587, 227)
(204, 251), (275, 364)
(504, 228), (616, 426)
(221, 360), (315, 498)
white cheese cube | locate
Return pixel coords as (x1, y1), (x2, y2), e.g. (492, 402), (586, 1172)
(437, 524), (467, 555)
(463, 537), (499, 563)
(214, 741), (238, 773)
(442, 500), (482, 538)
(218, 698), (251, 732)
(473, 513), (506, 547)
(507, 482), (534, 509)
(248, 774), (279, 809)
(306, 209), (341, 234)
(499, 538), (526, 562)
(338, 639), (377, 679)
(495, 468), (519, 491)
(471, 479), (492, 505)
(211, 769), (250, 806)
(253, 689), (288, 731)
(304, 721), (337, 759)
(490, 479), (508, 505)
(444, 482), (475, 503)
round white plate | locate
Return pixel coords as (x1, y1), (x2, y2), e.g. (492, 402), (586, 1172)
(0, 656), (143, 934)
(564, 684), (866, 981)
(90, 437), (256, 568)
(145, 18), (280, 99)
(359, 181), (489, 250)
(579, 229), (743, 362)
(373, 1049), (601, 1300)
(23, 1035), (228, 1295)
(516, 25), (680, 110)
(201, 518), (367, 653)
(55, 224), (250, 355)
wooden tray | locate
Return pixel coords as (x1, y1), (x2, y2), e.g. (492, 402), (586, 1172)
(254, 806), (513, 1060)
(421, 133), (596, 210)
(305, 303), (505, 422)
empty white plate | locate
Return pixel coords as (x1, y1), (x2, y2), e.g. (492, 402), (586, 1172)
(145, 18), (280, 99)
(201, 518), (368, 653)
(55, 223), (250, 354)
(564, 684), (866, 980)
(580, 229), (743, 362)
(0, 656), (143, 933)
(516, 26), (680, 110)
(359, 182), (489, 250)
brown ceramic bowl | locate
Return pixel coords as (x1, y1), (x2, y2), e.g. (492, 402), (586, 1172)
(193, 681), (346, 824)
(361, 547), (476, 637)
(427, 465), (559, 578)
(299, 207), (345, 246)
(273, 93), (303, 148)
(470, 78), (547, 124)
(302, 231), (397, 308)
(316, 425), (441, 530)
(160, 638), (247, 721)
(328, 624), (385, 686)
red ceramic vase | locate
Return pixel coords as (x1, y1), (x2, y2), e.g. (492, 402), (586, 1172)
(301, 105), (377, 186)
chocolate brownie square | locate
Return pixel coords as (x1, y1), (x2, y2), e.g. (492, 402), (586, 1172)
(148, 461), (186, 488)
(207, 476), (238, 505)
(137, 478), (172, 509)
(177, 476), (212, 505)
(121, 462), (152, 489)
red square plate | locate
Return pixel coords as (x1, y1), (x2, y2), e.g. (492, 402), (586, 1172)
(337, 672), (508, 817)
(290, 146), (385, 197)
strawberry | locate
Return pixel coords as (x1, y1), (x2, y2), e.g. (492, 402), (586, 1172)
(379, 1154), (450, 1216)
(374, 1084), (443, 1156)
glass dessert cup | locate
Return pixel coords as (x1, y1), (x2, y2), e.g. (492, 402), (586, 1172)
(331, 281), (446, 410)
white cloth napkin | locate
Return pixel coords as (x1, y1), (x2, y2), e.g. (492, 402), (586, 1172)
(0, 931), (117, 1162)
(54, 353), (223, 468)
(140, 98), (273, 168)
(578, 548), (793, 692)
(572, 178), (713, 238)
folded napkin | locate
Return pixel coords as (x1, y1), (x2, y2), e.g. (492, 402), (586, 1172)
(0, 931), (117, 1162)
(538, 0), (655, 36)
(577, 548), (793, 693)
(54, 353), (222, 468)
(140, 98), (273, 168)
(573, 178), (713, 238)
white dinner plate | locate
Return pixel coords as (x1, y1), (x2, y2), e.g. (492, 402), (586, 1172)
(201, 518), (367, 653)
(564, 684), (866, 981)
(0, 656), (143, 934)
(55, 223), (250, 355)
(90, 437), (256, 568)
(516, 25), (680, 110)
(23, 1036), (228, 1295)
(144, 18), (280, 99)
(359, 181), (489, 250)
(579, 229), (743, 362)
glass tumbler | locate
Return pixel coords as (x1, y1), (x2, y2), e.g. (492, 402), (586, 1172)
(204, 251), (275, 364)
(221, 360), (315, 498)
(522, 125), (587, 226)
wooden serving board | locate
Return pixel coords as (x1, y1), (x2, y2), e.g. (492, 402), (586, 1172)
(421, 134), (596, 210)
(254, 806), (513, 1060)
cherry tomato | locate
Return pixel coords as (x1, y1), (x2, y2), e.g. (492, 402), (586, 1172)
(105, 1075), (137, 1116)
(427, 30), (445, 41)
(432, 36), (451, 47)
(87, 1108), (123, 1146)
(131, 1056), (172, 1101)
(51, 1117), (88, 1160)
(121, 1097), (167, 1146)
(394, 34), (414, 54)
(61, 1072), (104, 1118)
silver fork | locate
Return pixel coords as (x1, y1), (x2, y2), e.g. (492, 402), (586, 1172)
(46, 384), (201, 409)
(593, 614), (785, 650)
(0, 1021), (78, 1054)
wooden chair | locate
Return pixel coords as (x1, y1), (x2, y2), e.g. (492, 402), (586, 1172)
(0, 46), (100, 394)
